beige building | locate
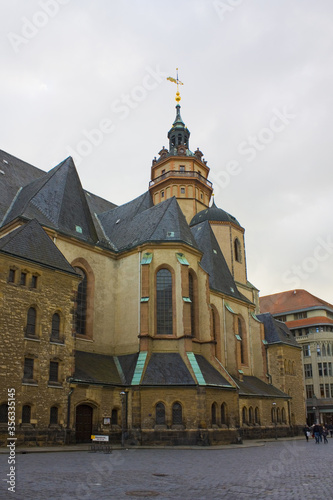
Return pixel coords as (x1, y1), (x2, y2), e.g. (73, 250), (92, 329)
(260, 289), (333, 425)
(0, 99), (305, 446)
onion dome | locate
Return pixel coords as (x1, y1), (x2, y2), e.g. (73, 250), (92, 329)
(190, 199), (241, 227)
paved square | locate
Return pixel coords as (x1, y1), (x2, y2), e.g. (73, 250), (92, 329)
(0, 439), (332, 499)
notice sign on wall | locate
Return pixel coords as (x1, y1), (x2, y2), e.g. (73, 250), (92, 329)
(91, 435), (109, 442)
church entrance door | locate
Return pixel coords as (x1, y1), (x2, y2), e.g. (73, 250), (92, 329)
(76, 404), (93, 443)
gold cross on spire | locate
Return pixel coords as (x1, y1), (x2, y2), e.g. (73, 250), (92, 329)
(167, 68), (184, 103)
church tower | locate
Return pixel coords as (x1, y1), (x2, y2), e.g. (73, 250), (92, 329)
(149, 80), (213, 223)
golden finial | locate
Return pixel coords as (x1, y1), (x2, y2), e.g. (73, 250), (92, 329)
(167, 68), (184, 103)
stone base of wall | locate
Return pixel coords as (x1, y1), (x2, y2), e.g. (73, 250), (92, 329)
(0, 426), (303, 447)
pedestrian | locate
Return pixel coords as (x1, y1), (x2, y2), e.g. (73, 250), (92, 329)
(303, 425), (310, 442)
(313, 423), (320, 444)
(322, 427), (329, 444)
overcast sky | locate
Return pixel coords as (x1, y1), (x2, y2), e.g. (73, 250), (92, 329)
(1, 0), (333, 304)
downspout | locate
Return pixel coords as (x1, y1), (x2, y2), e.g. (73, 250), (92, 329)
(138, 251), (141, 339)
(66, 387), (74, 444)
(223, 298), (227, 367)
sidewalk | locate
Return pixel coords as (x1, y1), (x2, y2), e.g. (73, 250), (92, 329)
(0, 436), (304, 454)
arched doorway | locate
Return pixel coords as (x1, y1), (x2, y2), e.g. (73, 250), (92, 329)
(76, 405), (93, 443)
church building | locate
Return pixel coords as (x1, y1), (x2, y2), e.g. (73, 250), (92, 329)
(0, 90), (305, 446)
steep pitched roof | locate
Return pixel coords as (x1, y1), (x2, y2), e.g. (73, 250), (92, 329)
(0, 149), (45, 223)
(257, 313), (299, 347)
(259, 289), (333, 315)
(73, 351), (122, 385)
(2, 157), (99, 244)
(191, 220), (248, 301)
(194, 355), (233, 387)
(98, 195), (198, 252)
(236, 376), (289, 398)
(141, 353), (195, 385)
(0, 219), (76, 275)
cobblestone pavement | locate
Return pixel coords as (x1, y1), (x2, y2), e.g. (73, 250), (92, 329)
(0, 439), (332, 500)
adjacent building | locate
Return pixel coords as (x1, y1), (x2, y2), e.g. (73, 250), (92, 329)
(260, 289), (333, 425)
(0, 97), (306, 446)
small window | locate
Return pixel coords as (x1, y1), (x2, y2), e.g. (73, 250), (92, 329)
(50, 406), (58, 425)
(294, 312), (307, 320)
(180, 187), (185, 194)
(161, 191), (165, 198)
(161, 169), (165, 175)
(8, 269), (16, 283)
(49, 361), (59, 383)
(22, 405), (31, 424)
(221, 403), (227, 425)
(31, 275), (38, 288)
(179, 165), (185, 172)
(211, 403), (217, 425)
(23, 358), (34, 380)
(234, 238), (242, 263)
(20, 272), (27, 285)
(255, 407), (260, 425)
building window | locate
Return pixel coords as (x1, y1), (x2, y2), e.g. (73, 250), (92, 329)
(172, 403), (182, 426)
(161, 191), (165, 198)
(271, 407), (276, 423)
(255, 407), (260, 425)
(189, 272), (195, 337)
(31, 275), (38, 288)
(294, 312), (307, 320)
(49, 362), (59, 383)
(306, 384), (314, 398)
(242, 406), (247, 425)
(74, 267), (87, 335)
(221, 403), (228, 425)
(23, 358), (34, 380)
(276, 315), (287, 322)
(316, 344), (321, 356)
(179, 165), (185, 172)
(50, 406), (58, 425)
(156, 268), (173, 335)
(234, 238), (242, 263)
(22, 405), (31, 424)
(281, 408), (286, 424)
(249, 406), (253, 425)
(51, 313), (60, 341)
(211, 403), (217, 426)
(304, 363), (313, 378)
(303, 344), (311, 357)
(238, 318), (246, 364)
(0, 404), (8, 424)
(26, 307), (37, 336)
(155, 403), (166, 426)
(8, 269), (16, 283)
(20, 272), (27, 285)
(180, 187), (185, 194)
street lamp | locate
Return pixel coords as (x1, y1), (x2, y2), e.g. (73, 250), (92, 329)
(120, 391), (127, 447)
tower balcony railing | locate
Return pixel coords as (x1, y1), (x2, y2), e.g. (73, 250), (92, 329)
(149, 170), (212, 188)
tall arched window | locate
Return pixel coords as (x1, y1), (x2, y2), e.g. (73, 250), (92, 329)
(281, 407), (286, 424)
(156, 268), (173, 335)
(189, 272), (195, 337)
(155, 402), (166, 425)
(26, 307), (36, 336)
(211, 403), (217, 426)
(238, 318), (245, 364)
(234, 238), (242, 263)
(249, 406), (253, 425)
(50, 406), (58, 425)
(172, 402), (182, 426)
(242, 406), (247, 425)
(51, 313), (60, 340)
(255, 407), (260, 425)
(74, 267), (87, 335)
(221, 403), (228, 425)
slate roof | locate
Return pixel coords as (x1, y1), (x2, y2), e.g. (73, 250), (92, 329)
(117, 353), (140, 384)
(0, 218), (77, 275)
(256, 313), (299, 347)
(2, 157), (100, 244)
(235, 376), (289, 398)
(190, 200), (241, 228)
(194, 355), (233, 387)
(259, 289), (333, 315)
(73, 351), (122, 385)
(141, 353), (196, 386)
(191, 220), (248, 302)
(99, 195), (198, 252)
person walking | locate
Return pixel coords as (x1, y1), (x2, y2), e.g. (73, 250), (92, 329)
(322, 426), (329, 444)
(313, 423), (320, 444)
(303, 425), (310, 442)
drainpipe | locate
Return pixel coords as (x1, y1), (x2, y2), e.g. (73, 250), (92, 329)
(66, 387), (74, 445)
(138, 251), (141, 339)
(222, 298), (227, 367)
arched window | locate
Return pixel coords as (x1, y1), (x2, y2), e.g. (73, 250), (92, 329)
(172, 402), (182, 426)
(271, 407), (276, 423)
(189, 271), (195, 337)
(22, 405), (31, 424)
(249, 406), (253, 425)
(211, 403), (217, 426)
(277, 408), (281, 423)
(242, 406), (247, 425)
(156, 269), (173, 335)
(281, 407), (286, 424)
(221, 403), (228, 425)
(0, 404), (8, 424)
(155, 403), (166, 425)
(238, 318), (245, 364)
(51, 313), (60, 340)
(50, 406), (58, 425)
(255, 407), (260, 425)
(26, 307), (36, 336)
(74, 267), (87, 335)
(234, 238), (242, 263)
(177, 133), (182, 145)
